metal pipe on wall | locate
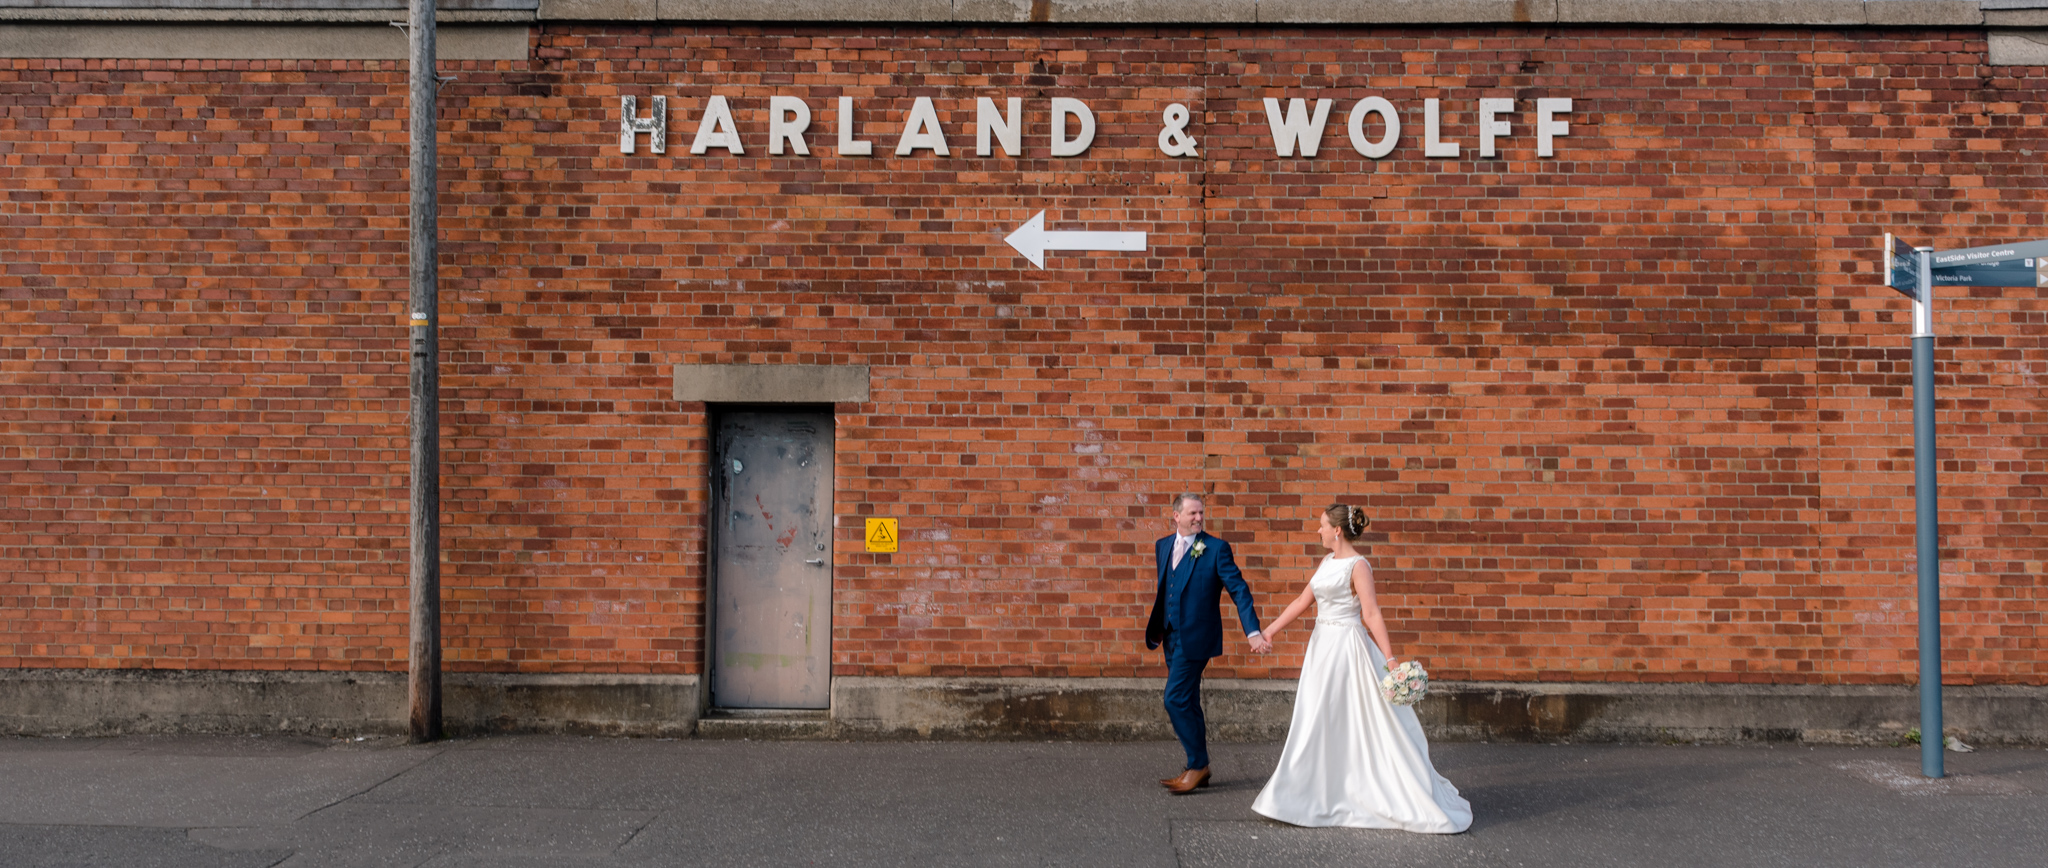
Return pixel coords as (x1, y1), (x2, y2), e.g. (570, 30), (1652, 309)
(406, 0), (443, 743)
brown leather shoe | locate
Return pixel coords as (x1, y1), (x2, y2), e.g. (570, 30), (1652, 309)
(1163, 767), (1211, 795)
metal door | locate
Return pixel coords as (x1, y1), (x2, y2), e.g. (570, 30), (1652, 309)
(711, 410), (833, 709)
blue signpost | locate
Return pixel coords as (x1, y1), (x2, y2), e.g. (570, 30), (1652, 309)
(1882, 232), (1941, 779)
(1880, 233), (2048, 778)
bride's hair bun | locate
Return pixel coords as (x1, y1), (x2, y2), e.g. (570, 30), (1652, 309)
(1325, 503), (1369, 541)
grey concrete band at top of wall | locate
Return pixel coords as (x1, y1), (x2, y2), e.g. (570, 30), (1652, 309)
(2, 2), (2045, 62)
(644, 0), (1996, 27)
(0, 15), (2041, 61)
(1, 19), (2040, 61)
(2, 0), (2040, 28)
(1991, 29), (2048, 59)
(0, 7), (533, 24)
(0, 22), (529, 58)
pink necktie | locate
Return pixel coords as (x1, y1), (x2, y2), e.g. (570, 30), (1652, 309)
(1172, 536), (1190, 569)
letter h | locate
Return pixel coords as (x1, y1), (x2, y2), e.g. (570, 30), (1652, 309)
(620, 95), (666, 154)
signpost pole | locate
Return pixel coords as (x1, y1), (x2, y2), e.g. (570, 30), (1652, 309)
(406, 0), (443, 744)
(1912, 247), (1940, 779)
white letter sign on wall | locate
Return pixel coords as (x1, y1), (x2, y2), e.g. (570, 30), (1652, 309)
(1346, 96), (1398, 158)
(977, 97), (1022, 157)
(690, 95), (744, 155)
(837, 96), (873, 156)
(1537, 98), (1572, 157)
(896, 96), (951, 156)
(618, 93), (1576, 160)
(620, 95), (665, 154)
(1424, 98), (1459, 158)
(768, 95), (811, 156)
(1157, 103), (1198, 157)
(1049, 97), (1095, 157)
(1478, 98), (1513, 158)
(1264, 97), (1334, 158)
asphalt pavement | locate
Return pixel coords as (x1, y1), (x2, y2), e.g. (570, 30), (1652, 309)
(1, 734), (2043, 867)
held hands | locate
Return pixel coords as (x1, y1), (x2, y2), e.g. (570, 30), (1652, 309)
(1248, 633), (1273, 654)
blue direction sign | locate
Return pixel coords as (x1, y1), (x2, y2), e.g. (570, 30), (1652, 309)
(1930, 260), (2046, 288)
(1884, 232), (1922, 301)
(1928, 238), (2048, 289)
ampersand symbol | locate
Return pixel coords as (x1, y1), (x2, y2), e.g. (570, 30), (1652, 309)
(1157, 103), (1199, 157)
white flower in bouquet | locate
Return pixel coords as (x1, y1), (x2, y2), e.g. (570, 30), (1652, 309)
(1380, 660), (1428, 706)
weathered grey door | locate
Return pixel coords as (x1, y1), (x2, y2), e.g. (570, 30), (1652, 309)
(711, 410), (833, 709)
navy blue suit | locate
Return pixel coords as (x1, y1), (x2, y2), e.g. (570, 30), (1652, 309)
(1146, 532), (1261, 770)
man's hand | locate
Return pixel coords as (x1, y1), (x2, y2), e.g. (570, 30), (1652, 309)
(1248, 634), (1273, 654)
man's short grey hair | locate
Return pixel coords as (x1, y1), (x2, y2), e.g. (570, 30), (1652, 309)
(1171, 493), (1205, 513)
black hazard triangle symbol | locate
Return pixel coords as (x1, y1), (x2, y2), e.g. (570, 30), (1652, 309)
(868, 522), (896, 545)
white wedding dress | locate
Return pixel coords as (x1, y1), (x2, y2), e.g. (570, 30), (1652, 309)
(1251, 555), (1472, 832)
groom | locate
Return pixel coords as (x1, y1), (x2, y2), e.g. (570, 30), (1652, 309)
(1146, 493), (1268, 795)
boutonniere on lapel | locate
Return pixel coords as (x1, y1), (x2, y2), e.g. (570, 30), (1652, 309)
(1189, 540), (1206, 559)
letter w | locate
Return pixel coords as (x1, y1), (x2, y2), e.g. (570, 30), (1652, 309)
(1262, 97), (1333, 158)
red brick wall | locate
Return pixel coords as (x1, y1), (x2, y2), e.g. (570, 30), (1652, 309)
(3, 25), (2044, 685)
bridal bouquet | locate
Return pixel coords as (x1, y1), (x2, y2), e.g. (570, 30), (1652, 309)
(1380, 660), (1429, 706)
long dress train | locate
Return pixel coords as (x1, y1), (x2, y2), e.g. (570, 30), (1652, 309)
(1251, 555), (1473, 832)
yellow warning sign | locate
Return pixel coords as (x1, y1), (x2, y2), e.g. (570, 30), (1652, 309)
(864, 518), (898, 554)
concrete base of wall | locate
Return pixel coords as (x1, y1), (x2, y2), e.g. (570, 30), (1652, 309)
(825, 677), (2048, 746)
(5, 669), (2045, 745)
(828, 677), (1295, 741)
(0, 669), (702, 738)
(1418, 681), (2048, 746)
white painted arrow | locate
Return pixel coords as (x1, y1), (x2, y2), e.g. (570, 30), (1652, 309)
(1003, 210), (1147, 269)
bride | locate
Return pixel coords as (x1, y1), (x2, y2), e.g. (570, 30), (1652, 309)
(1250, 504), (1472, 833)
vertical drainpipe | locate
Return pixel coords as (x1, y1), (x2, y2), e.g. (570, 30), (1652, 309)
(406, 0), (443, 743)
